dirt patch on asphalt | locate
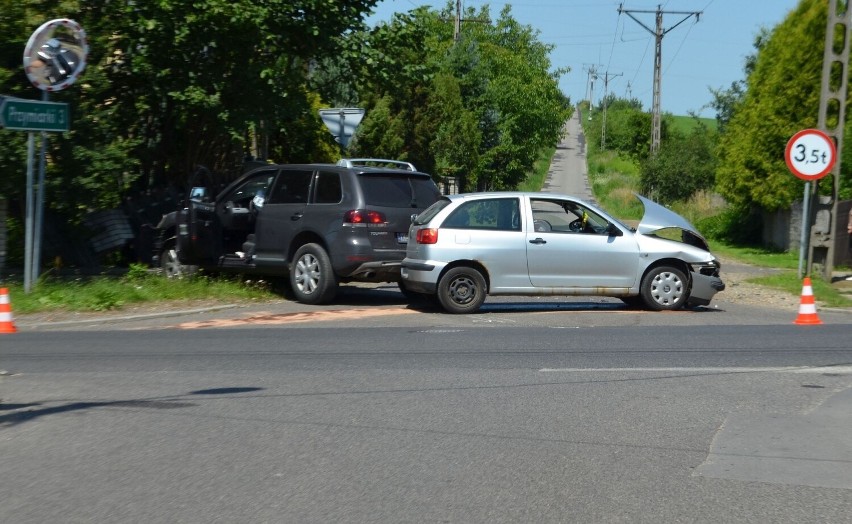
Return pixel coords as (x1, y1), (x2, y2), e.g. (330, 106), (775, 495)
(8, 259), (816, 326)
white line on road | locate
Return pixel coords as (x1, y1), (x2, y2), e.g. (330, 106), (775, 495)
(539, 366), (852, 374)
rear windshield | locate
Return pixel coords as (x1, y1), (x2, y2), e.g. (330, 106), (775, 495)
(413, 198), (451, 225)
(358, 174), (441, 208)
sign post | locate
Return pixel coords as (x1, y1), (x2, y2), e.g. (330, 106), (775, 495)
(785, 129), (836, 278)
(9, 18), (88, 293)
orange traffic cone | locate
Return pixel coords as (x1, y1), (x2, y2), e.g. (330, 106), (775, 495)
(793, 277), (822, 325)
(0, 288), (17, 334)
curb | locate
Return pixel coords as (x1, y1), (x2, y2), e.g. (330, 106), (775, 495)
(14, 304), (241, 329)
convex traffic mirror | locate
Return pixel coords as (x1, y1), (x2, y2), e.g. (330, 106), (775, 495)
(23, 19), (88, 92)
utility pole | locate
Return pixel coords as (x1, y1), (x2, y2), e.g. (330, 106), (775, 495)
(618, 4), (701, 154)
(454, 0), (489, 43)
(454, 0), (462, 41)
(584, 64), (600, 113)
(625, 81), (632, 99)
(601, 71), (622, 150)
(807, 0), (850, 279)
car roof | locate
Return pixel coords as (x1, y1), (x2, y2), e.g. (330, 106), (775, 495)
(257, 163), (433, 177)
(445, 191), (584, 201)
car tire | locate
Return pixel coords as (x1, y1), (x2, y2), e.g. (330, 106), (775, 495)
(437, 266), (487, 314)
(160, 241), (197, 279)
(640, 265), (687, 311)
(290, 243), (338, 305)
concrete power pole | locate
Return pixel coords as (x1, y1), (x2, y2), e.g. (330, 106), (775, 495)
(618, 4), (701, 154)
(454, 0), (462, 42)
(808, 0), (851, 279)
(601, 71), (622, 150)
(584, 64), (600, 114)
(453, 0), (489, 44)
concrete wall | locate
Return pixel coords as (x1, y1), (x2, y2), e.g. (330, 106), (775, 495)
(762, 198), (852, 266)
(762, 200), (801, 252)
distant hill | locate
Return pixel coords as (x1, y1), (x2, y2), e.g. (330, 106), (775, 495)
(670, 114), (718, 133)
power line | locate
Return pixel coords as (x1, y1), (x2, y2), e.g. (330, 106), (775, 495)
(617, 3), (701, 154)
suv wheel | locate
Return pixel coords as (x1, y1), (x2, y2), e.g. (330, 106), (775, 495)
(437, 266), (487, 314)
(290, 243), (338, 304)
(160, 241), (196, 279)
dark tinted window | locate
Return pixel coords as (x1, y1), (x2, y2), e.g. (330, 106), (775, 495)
(411, 178), (442, 207)
(359, 174), (440, 208)
(268, 169), (312, 204)
(314, 171), (342, 204)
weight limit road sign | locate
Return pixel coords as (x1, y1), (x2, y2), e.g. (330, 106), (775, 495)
(785, 128), (836, 181)
(0, 97), (69, 132)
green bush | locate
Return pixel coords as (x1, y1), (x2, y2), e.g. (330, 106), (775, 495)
(696, 206), (763, 244)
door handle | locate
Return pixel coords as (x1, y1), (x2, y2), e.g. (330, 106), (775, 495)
(291, 213), (303, 221)
(529, 238), (546, 245)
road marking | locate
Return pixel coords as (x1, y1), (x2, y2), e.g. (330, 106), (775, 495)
(176, 307), (418, 329)
(539, 366), (852, 374)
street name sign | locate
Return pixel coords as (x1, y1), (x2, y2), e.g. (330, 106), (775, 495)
(0, 97), (69, 132)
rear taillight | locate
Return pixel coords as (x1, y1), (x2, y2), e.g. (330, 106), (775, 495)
(343, 210), (387, 225)
(416, 228), (439, 244)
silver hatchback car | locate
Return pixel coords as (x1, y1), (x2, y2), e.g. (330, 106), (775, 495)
(400, 192), (725, 313)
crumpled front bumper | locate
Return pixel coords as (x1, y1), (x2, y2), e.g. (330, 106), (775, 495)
(687, 271), (726, 307)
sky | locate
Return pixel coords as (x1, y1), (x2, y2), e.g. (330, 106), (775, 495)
(366, 0), (803, 117)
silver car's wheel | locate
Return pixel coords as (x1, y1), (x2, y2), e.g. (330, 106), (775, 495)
(437, 266), (487, 314)
(160, 243), (196, 278)
(290, 243), (338, 305)
(640, 266), (687, 311)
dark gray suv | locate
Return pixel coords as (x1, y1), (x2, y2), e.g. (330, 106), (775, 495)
(154, 159), (442, 304)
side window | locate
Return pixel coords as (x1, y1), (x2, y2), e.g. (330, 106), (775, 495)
(225, 170), (276, 207)
(268, 169), (312, 204)
(531, 200), (571, 232)
(531, 199), (609, 234)
(313, 171), (342, 204)
(443, 198), (520, 231)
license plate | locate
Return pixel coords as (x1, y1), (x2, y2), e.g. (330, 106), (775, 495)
(396, 232), (409, 244)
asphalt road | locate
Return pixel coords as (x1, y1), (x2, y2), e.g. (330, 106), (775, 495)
(1, 319), (851, 523)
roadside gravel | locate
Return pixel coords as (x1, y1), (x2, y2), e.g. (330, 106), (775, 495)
(714, 257), (796, 310)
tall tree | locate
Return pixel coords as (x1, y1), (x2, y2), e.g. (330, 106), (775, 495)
(351, 3), (571, 191)
(716, 0), (852, 211)
(1, 0), (377, 221)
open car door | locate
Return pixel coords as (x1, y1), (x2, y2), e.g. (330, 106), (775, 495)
(176, 168), (219, 264)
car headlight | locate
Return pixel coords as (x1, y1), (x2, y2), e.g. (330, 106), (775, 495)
(690, 260), (721, 278)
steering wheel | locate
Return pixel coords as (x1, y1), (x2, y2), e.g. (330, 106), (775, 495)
(568, 219), (585, 233)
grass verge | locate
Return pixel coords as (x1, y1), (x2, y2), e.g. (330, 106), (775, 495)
(517, 145), (556, 192)
(3, 267), (278, 314)
(713, 242), (852, 308)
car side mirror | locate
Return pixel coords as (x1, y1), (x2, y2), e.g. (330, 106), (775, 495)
(189, 187), (208, 202)
(410, 213), (419, 223)
(607, 223), (623, 237)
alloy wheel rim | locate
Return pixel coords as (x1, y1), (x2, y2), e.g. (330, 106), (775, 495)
(295, 254), (320, 294)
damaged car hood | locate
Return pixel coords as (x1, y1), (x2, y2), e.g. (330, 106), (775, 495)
(635, 194), (710, 252)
